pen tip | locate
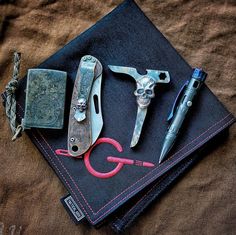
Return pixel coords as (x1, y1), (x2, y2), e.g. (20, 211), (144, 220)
(159, 148), (168, 164)
(158, 155), (164, 164)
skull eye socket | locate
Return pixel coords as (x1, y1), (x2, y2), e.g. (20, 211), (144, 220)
(145, 89), (153, 95)
(137, 88), (144, 94)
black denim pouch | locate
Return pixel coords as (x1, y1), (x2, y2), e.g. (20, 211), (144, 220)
(110, 129), (229, 233)
(2, 0), (235, 230)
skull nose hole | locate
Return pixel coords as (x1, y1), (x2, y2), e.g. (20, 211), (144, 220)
(159, 73), (167, 80)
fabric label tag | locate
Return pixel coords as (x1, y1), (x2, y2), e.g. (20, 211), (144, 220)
(61, 194), (85, 224)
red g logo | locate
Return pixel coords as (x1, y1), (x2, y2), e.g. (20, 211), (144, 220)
(56, 137), (155, 179)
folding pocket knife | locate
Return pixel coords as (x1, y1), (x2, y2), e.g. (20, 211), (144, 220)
(109, 65), (170, 148)
(68, 55), (103, 156)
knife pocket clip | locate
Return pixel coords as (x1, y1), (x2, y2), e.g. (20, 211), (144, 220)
(74, 56), (97, 122)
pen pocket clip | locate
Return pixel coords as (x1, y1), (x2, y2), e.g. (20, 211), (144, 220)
(167, 80), (189, 122)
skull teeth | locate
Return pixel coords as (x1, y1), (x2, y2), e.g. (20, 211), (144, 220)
(137, 97), (151, 108)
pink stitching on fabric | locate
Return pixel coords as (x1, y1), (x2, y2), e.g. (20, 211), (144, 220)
(112, 176), (166, 230)
(121, 175), (165, 219)
(33, 112), (234, 218)
(12, 100), (97, 213)
(38, 131), (95, 212)
(116, 160), (195, 227)
(12, 97), (234, 223)
(90, 117), (235, 223)
(37, 112), (233, 215)
(31, 132), (94, 223)
(13, 109), (95, 223)
(122, 176), (165, 217)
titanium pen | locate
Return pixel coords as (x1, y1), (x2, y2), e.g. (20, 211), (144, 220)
(159, 68), (207, 164)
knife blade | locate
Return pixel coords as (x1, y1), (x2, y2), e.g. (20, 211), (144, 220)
(90, 73), (103, 144)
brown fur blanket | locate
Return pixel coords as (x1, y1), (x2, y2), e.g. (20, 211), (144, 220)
(0, 0), (235, 234)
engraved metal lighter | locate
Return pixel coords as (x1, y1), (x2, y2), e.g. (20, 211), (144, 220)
(68, 55), (103, 156)
(23, 69), (67, 129)
(109, 65), (170, 147)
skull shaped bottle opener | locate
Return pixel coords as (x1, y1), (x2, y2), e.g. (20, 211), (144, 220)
(68, 55), (103, 156)
(108, 65), (170, 147)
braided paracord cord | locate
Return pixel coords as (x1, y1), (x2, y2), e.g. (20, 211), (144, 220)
(5, 52), (24, 141)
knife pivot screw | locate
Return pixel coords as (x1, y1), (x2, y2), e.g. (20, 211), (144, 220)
(70, 137), (75, 142)
(187, 101), (192, 107)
